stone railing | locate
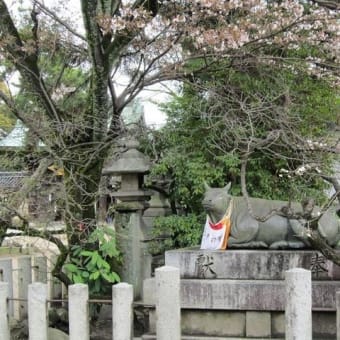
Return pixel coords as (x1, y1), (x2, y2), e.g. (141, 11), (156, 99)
(0, 266), (180, 340)
(0, 251), (63, 321)
(1, 266), (338, 340)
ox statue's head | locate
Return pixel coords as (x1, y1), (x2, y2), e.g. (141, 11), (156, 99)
(202, 182), (232, 223)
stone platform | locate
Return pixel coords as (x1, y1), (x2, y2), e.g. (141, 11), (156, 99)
(165, 248), (339, 280)
(141, 248), (340, 339)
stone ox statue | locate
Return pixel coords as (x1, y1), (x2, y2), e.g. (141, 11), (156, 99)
(202, 182), (340, 249)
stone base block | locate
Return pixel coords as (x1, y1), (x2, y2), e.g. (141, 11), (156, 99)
(246, 311), (271, 337)
(312, 312), (336, 339)
(181, 279), (338, 310)
(271, 312), (285, 337)
(165, 248), (340, 280)
(182, 310), (245, 337)
(149, 310), (246, 337)
(142, 277), (338, 310)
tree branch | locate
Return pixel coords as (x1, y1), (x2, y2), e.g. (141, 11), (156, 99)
(307, 229), (340, 265)
(34, 0), (86, 41)
(310, 0), (340, 10)
(321, 175), (340, 205)
(0, 0), (64, 124)
(0, 89), (43, 141)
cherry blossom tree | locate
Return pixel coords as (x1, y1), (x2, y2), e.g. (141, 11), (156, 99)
(0, 0), (338, 283)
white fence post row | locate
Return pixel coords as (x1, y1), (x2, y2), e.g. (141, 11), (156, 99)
(0, 258), (14, 316)
(336, 291), (340, 340)
(285, 268), (312, 340)
(112, 283), (133, 340)
(0, 282), (10, 340)
(28, 282), (48, 340)
(155, 266), (181, 340)
(69, 283), (89, 340)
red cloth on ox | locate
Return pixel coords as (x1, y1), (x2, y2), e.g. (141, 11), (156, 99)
(200, 202), (232, 250)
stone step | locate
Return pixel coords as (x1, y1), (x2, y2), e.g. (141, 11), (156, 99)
(141, 336), (285, 340)
(143, 277), (338, 311)
(165, 248), (340, 280)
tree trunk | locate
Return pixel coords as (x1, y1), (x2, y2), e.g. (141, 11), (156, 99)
(51, 159), (104, 285)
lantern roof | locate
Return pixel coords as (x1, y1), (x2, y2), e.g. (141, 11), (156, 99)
(103, 139), (150, 175)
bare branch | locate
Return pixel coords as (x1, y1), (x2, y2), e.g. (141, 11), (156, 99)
(321, 175), (340, 205)
(34, 0), (86, 41)
(310, 0), (340, 10)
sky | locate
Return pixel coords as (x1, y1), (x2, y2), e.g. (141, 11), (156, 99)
(4, 0), (174, 128)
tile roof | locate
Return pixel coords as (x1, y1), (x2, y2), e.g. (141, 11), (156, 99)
(0, 172), (29, 190)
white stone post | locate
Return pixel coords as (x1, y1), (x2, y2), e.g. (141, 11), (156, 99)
(12, 256), (32, 320)
(28, 282), (48, 340)
(155, 266), (181, 340)
(336, 291), (340, 340)
(285, 268), (312, 340)
(0, 258), (14, 316)
(47, 255), (62, 300)
(69, 284), (89, 340)
(112, 283), (133, 340)
(0, 282), (10, 340)
(32, 256), (47, 283)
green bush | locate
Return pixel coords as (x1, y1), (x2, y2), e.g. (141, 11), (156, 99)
(148, 213), (205, 255)
(64, 226), (121, 296)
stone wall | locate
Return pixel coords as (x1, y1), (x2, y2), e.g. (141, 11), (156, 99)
(141, 248), (340, 339)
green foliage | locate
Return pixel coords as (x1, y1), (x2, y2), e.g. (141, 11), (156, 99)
(143, 91), (242, 214)
(144, 63), (337, 254)
(144, 60), (338, 220)
(64, 226), (121, 296)
(147, 214), (205, 255)
(244, 157), (329, 204)
(292, 76), (339, 136)
(41, 54), (89, 113)
(149, 153), (236, 213)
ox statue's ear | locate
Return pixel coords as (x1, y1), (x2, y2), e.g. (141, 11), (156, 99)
(203, 181), (211, 191)
(224, 182), (231, 192)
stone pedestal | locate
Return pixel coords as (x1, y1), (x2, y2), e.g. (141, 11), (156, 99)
(142, 248), (340, 339)
(115, 209), (150, 299)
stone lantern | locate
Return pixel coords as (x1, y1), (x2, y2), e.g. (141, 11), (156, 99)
(103, 138), (152, 298)
(103, 139), (151, 209)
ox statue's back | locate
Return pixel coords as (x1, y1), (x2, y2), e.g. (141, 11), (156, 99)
(202, 182), (340, 249)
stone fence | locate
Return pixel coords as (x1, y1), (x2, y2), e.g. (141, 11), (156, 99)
(0, 266), (339, 340)
(0, 253), (63, 321)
